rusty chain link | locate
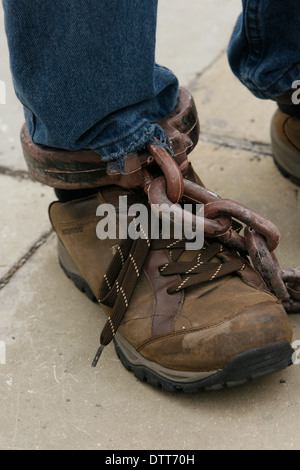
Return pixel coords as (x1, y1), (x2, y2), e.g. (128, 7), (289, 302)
(146, 173), (300, 314)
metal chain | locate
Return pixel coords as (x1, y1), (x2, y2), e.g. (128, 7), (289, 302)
(146, 175), (300, 314)
(143, 144), (300, 313)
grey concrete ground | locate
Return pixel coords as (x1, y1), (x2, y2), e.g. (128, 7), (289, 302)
(1, 0), (300, 451)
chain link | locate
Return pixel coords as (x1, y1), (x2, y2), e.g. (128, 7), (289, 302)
(147, 174), (300, 314)
(143, 144), (300, 314)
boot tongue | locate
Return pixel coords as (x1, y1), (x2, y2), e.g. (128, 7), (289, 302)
(176, 241), (221, 264)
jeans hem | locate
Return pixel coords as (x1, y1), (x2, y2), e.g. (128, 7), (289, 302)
(241, 61), (300, 99)
(97, 122), (170, 171)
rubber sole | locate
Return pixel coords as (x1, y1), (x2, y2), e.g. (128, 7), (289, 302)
(114, 336), (293, 393)
(273, 157), (300, 186)
(59, 257), (294, 393)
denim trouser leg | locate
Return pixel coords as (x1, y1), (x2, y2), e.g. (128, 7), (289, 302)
(228, 0), (300, 100)
(2, 0), (179, 165)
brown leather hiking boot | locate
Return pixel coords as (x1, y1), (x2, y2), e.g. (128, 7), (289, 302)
(271, 109), (300, 185)
(22, 87), (297, 392)
(49, 186), (293, 392)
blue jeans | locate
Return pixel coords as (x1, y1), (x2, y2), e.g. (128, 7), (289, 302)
(2, 0), (179, 166)
(228, 0), (300, 100)
(3, 0), (300, 164)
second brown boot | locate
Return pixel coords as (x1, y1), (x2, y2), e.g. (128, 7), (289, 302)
(271, 108), (300, 185)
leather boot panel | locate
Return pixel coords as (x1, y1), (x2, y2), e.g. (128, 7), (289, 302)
(142, 249), (184, 337)
(138, 301), (292, 372)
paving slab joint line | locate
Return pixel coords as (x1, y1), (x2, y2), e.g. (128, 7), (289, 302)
(200, 132), (273, 157)
(0, 228), (54, 291)
(186, 49), (226, 92)
(0, 165), (30, 181)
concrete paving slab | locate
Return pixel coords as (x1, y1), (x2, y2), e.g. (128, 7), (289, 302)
(1, 147), (300, 450)
(1, 0), (300, 452)
(157, 0), (241, 87)
(191, 53), (278, 145)
(0, 174), (54, 279)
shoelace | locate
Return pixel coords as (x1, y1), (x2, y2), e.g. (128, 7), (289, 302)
(92, 224), (245, 366)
